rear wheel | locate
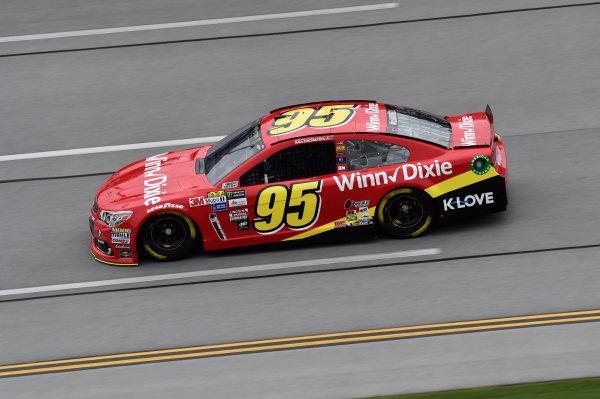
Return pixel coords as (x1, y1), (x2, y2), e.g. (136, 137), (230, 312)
(141, 212), (198, 261)
(377, 188), (433, 238)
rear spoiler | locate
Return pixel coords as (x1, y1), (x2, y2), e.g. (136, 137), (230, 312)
(447, 104), (495, 148)
(485, 104), (493, 123)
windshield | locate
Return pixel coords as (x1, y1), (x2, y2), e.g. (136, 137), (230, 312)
(204, 119), (265, 184)
(385, 105), (452, 148)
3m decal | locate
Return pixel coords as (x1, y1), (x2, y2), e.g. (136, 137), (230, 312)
(443, 192), (494, 211)
(189, 197), (203, 207)
(253, 180), (322, 234)
(268, 105), (359, 136)
(111, 227), (132, 244)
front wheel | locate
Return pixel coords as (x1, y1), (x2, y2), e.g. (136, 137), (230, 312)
(377, 188), (433, 238)
(141, 212), (198, 261)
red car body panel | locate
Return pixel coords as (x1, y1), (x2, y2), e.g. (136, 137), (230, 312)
(90, 101), (508, 266)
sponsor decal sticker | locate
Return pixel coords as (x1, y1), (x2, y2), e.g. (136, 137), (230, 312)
(222, 181), (239, 189)
(471, 155), (491, 175)
(364, 102), (381, 132)
(294, 136), (334, 145)
(495, 148), (503, 166)
(457, 115), (477, 146)
(111, 227), (132, 244)
(203, 196), (226, 205)
(337, 165), (346, 171)
(211, 202), (227, 212)
(443, 192), (494, 211)
(119, 249), (133, 259)
(237, 219), (250, 230)
(226, 189), (246, 200)
(337, 157), (346, 163)
(208, 190), (225, 198)
(344, 199), (369, 209)
(146, 202), (184, 213)
(229, 198), (247, 207)
(189, 197), (203, 207)
(334, 161), (452, 192)
(143, 152), (168, 207)
(229, 208), (249, 222)
(334, 221), (346, 228)
(114, 244), (130, 249)
(359, 206), (369, 215)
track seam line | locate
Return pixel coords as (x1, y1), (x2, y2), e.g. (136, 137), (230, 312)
(0, 2), (598, 58)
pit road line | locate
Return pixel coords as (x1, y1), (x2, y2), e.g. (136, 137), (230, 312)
(0, 249), (440, 297)
(0, 3), (398, 43)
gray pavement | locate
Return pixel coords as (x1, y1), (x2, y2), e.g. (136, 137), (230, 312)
(1, 323), (599, 399)
(0, 1), (599, 397)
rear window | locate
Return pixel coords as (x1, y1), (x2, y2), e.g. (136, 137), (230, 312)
(385, 105), (451, 148)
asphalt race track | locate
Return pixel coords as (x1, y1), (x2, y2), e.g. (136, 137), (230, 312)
(1, 1), (599, 397)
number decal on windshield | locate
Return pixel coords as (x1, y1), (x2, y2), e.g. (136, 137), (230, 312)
(253, 180), (322, 234)
(268, 104), (358, 136)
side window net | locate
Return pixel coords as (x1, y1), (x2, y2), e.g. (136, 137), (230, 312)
(241, 141), (336, 186)
(346, 140), (410, 171)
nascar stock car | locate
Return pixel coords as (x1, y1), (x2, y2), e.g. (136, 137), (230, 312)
(90, 100), (508, 265)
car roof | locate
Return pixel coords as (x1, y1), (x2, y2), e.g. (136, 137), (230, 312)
(259, 100), (382, 146)
(258, 100), (452, 148)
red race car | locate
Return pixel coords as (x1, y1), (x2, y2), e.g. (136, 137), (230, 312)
(90, 101), (508, 265)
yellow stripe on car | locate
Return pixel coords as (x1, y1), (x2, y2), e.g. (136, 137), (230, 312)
(425, 168), (499, 198)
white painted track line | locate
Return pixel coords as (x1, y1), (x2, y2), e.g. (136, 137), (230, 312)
(0, 136), (226, 161)
(0, 3), (399, 43)
(0, 249), (439, 297)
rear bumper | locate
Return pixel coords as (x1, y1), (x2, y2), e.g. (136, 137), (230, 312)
(89, 215), (139, 266)
(435, 172), (507, 221)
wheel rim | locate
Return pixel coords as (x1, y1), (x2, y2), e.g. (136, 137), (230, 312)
(387, 196), (423, 228)
(150, 216), (187, 250)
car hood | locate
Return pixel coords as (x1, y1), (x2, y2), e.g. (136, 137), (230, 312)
(97, 146), (212, 209)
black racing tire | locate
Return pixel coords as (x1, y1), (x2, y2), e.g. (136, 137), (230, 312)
(377, 188), (434, 238)
(141, 212), (198, 261)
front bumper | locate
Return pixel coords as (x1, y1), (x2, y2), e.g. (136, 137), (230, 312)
(89, 215), (139, 266)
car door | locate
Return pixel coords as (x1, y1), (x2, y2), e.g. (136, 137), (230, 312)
(218, 139), (338, 248)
